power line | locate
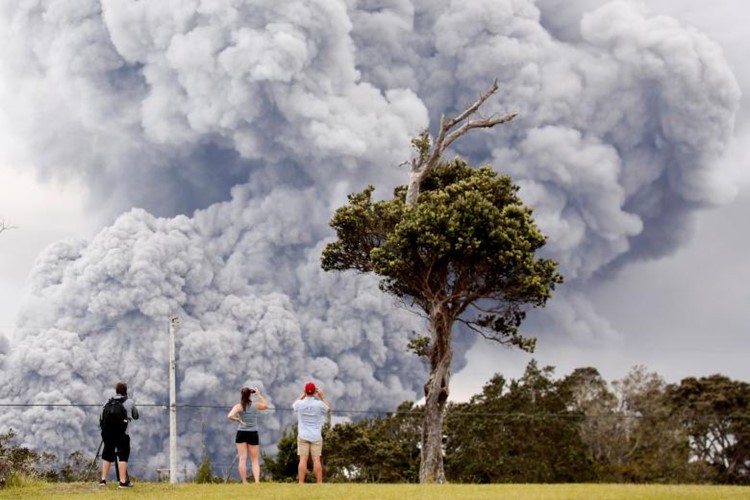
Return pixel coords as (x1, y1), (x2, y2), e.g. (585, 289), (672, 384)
(0, 402), (748, 420)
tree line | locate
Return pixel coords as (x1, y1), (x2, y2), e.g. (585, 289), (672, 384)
(2, 361), (748, 486)
(266, 361), (750, 484)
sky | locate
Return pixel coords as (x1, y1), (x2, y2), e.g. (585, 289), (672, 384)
(0, 0), (748, 474)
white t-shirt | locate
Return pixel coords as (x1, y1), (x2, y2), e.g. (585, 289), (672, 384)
(292, 397), (329, 441)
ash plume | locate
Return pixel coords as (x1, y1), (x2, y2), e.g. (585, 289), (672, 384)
(0, 0), (740, 475)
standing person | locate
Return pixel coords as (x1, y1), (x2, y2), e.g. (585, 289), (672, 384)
(227, 386), (268, 484)
(292, 382), (332, 484)
(99, 381), (139, 488)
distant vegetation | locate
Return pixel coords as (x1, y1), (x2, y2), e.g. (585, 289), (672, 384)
(268, 362), (750, 485)
(2, 362), (749, 488)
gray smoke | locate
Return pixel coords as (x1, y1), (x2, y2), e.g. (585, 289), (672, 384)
(0, 0), (740, 476)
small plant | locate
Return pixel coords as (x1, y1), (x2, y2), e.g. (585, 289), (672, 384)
(195, 454), (214, 483)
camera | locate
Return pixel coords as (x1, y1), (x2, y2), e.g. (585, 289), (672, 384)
(249, 388), (256, 394)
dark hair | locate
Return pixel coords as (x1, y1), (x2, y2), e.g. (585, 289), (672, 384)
(115, 382), (127, 396)
(240, 387), (252, 411)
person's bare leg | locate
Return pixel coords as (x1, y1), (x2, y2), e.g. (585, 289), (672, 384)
(298, 455), (308, 483)
(236, 443), (249, 484)
(117, 460), (128, 483)
(101, 460), (111, 481)
(312, 456), (323, 483)
(248, 445), (260, 483)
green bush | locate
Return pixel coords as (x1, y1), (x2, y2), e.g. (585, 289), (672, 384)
(195, 455), (214, 483)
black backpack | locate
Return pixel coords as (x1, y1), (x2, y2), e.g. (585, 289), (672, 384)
(100, 397), (129, 435)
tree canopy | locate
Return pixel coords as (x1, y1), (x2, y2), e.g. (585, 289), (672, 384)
(325, 402), (421, 483)
(322, 159), (562, 351)
(668, 375), (750, 483)
(322, 158), (562, 482)
(445, 361), (594, 483)
(268, 363), (747, 485)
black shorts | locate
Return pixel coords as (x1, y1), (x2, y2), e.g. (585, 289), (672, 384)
(235, 430), (259, 445)
(101, 432), (130, 462)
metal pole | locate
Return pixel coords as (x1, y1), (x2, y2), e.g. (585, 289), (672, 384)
(169, 316), (179, 484)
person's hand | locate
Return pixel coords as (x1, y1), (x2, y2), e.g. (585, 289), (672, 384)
(316, 388), (324, 398)
(252, 387), (261, 396)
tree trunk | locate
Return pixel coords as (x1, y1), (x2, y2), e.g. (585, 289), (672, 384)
(405, 168), (424, 206)
(419, 303), (453, 483)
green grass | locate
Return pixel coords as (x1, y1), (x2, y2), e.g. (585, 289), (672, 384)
(2, 482), (750, 500)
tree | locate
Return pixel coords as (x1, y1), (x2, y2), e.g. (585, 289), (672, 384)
(325, 401), (421, 482)
(668, 375), (750, 483)
(194, 454), (215, 483)
(610, 367), (696, 482)
(262, 426), (301, 482)
(264, 424), (335, 483)
(445, 361), (594, 483)
(566, 366), (698, 483)
(563, 367), (625, 478)
(322, 153), (562, 482)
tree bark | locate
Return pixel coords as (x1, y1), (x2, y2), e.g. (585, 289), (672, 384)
(419, 303), (453, 483)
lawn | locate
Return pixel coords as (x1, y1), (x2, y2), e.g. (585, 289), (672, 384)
(2, 482), (750, 499)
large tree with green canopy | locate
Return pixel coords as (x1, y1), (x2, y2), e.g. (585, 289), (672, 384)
(321, 84), (562, 483)
(668, 375), (750, 483)
(322, 164), (563, 482)
(445, 361), (595, 483)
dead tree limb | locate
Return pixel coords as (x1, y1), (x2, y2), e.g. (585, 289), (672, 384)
(405, 80), (517, 206)
(0, 218), (17, 235)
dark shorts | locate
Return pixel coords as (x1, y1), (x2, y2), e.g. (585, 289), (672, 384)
(235, 430), (259, 445)
(101, 432), (130, 462)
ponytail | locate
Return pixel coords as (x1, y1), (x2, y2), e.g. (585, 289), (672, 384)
(240, 387), (252, 411)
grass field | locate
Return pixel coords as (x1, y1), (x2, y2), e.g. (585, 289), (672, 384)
(2, 482), (750, 499)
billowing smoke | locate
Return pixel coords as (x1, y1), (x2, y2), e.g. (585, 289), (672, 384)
(0, 0), (740, 476)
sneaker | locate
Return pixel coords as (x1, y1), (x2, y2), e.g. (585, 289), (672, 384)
(98, 479), (106, 487)
(118, 481), (133, 488)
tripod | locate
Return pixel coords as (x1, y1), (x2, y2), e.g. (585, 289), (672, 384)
(87, 440), (104, 481)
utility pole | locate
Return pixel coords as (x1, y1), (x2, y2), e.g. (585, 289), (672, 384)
(168, 316), (179, 484)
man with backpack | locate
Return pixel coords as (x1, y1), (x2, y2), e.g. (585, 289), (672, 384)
(99, 381), (139, 488)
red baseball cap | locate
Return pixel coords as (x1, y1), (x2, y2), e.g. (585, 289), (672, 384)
(305, 382), (316, 395)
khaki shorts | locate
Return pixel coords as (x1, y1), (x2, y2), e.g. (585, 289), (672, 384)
(297, 436), (323, 458)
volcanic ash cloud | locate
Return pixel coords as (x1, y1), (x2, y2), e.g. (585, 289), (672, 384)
(0, 0), (742, 472)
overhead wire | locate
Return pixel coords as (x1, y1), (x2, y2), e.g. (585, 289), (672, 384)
(1, 402), (748, 420)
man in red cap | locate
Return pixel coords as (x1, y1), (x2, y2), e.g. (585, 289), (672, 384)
(292, 381), (332, 483)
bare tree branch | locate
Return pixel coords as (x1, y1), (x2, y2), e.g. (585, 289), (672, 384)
(405, 81), (518, 205)
(0, 217), (17, 235)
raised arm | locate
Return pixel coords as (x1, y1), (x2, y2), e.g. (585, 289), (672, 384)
(253, 388), (268, 411)
(316, 388), (333, 412)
